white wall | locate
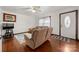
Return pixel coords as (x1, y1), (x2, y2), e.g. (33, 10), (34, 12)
(38, 7), (79, 39)
(13, 13), (36, 34)
(0, 8), (2, 52)
(0, 9), (2, 36)
(2, 11), (37, 34)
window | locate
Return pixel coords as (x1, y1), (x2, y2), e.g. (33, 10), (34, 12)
(39, 16), (51, 27)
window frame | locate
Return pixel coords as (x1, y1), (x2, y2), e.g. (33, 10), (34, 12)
(39, 16), (51, 27)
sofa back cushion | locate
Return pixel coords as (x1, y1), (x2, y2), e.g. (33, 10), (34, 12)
(32, 28), (48, 48)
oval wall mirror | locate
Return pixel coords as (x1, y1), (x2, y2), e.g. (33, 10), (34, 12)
(64, 16), (71, 28)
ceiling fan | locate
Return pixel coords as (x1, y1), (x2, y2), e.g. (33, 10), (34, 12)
(17, 6), (41, 13)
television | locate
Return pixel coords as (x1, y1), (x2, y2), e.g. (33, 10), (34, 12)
(2, 23), (14, 29)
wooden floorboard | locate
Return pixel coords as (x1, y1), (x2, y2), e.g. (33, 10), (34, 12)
(2, 36), (79, 52)
(2, 38), (25, 52)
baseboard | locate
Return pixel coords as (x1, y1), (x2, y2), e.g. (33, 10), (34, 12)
(14, 32), (28, 35)
(51, 34), (59, 36)
(51, 34), (76, 40)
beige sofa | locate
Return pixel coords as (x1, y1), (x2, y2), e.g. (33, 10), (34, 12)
(24, 26), (52, 49)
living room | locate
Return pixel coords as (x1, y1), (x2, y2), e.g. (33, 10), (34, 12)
(0, 6), (79, 52)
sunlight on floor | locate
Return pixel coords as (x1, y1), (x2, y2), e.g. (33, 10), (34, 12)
(63, 45), (76, 52)
(14, 34), (25, 44)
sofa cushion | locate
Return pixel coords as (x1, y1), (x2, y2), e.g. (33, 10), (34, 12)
(24, 33), (32, 39)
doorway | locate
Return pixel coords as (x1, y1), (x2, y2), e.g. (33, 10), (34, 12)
(59, 10), (78, 40)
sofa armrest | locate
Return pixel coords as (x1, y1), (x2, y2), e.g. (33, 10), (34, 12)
(24, 34), (35, 49)
(24, 33), (32, 39)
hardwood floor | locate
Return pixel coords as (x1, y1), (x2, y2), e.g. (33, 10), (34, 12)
(2, 38), (25, 52)
(2, 36), (79, 52)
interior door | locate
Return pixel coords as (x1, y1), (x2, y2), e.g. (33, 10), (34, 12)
(60, 11), (77, 39)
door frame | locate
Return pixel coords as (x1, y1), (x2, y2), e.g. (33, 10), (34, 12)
(59, 10), (78, 40)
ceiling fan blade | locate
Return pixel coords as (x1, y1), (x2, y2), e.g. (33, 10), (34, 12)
(35, 9), (41, 12)
(20, 8), (31, 10)
(13, 6), (41, 12)
(38, 9), (41, 12)
(14, 7), (31, 10)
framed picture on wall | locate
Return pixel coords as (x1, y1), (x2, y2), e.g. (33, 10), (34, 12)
(3, 13), (16, 22)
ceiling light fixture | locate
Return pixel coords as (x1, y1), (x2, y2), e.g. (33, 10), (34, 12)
(32, 9), (36, 13)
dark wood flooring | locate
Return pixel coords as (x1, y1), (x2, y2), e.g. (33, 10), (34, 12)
(2, 36), (79, 52)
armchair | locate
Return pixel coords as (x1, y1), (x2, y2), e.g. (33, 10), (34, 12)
(24, 27), (52, 49)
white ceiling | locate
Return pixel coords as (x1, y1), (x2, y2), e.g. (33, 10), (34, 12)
(0, 6), (78, 16)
